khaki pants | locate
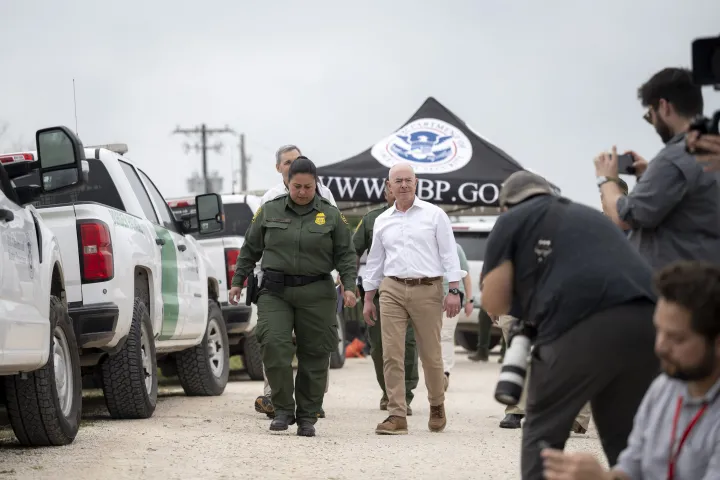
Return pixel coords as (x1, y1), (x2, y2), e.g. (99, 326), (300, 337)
(379, 277), (445, 417)
(498, 315), (591, 429)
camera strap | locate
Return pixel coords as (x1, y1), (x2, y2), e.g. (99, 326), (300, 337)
(519, 197), (570, 324)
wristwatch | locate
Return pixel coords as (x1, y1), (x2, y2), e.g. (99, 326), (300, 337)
(596, 176), (612, 188)
(448, 288), (460, 295)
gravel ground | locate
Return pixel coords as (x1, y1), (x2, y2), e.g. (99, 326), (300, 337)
(0, 349), (607, 480)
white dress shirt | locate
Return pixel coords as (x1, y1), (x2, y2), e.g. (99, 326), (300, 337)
(254, 180), (337, 277)
(362, 197), (466, 291)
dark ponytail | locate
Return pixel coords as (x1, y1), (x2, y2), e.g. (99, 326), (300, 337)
(288, 156), (323, 198)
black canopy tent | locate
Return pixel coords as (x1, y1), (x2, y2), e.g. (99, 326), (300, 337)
(317, 97), (542, 216)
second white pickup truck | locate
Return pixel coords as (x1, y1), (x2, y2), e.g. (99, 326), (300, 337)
(10, 141), (231, 420)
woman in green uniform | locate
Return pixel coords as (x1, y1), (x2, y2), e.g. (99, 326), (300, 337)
(228, 156), (358, 437)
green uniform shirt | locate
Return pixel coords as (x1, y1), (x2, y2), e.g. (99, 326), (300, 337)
(352, 204), (390, 256)
(232, 193), (357, 292)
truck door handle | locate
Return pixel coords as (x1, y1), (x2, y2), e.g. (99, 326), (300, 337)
(177, 244), (187, 252)
(0, 209), (14, 222)
(155, 238), (165, 246)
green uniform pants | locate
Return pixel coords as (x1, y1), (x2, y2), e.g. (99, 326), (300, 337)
(367, 295), (419, 403)
(255, 278), (338, 423)
(476, 308), (493, 355)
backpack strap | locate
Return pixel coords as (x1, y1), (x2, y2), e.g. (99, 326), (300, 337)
(518, 197), (570, 325)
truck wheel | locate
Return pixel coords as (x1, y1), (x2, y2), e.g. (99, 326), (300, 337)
(4, 296), (82, 446)
(243, 331), (264, 381)
(489, 332), (501, 350)
(175, 300), (230, 396)
(330, 313), (346, 369)
(100, 298), (158, 419)
(454, 330), (478, 352)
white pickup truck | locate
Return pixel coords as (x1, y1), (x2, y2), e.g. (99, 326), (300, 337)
(0, 126), (84, 446)
(167, 194), (264, 380)
(10, 141), (230, 420)
(452, 219), (503, 352)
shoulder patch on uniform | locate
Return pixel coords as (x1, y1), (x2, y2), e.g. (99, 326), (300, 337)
(252, 206), (262, 223)
(315, 212), (326, 225)
(354, 218), (363, 232)
(340, 213), (349, 225)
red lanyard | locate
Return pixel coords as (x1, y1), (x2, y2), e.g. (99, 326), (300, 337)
(667, 396), (709, 480)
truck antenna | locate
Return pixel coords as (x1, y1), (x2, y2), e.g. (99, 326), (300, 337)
(73, 78), (79, 135)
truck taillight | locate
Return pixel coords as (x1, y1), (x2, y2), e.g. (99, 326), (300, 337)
(79, 221), (113, 282)
(224, 248), (247, 288)
(0, 153), (34, 163)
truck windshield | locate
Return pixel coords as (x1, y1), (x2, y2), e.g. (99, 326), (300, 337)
(453, 232), (489, 261)
(12, 159), (125, 210)
(170, 202), (254, 239)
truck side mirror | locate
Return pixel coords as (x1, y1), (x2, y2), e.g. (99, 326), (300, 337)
(35, 126), (86, 192)
(195, 193), (224, 235)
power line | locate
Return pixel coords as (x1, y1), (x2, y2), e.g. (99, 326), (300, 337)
(172, 123), (236, 194)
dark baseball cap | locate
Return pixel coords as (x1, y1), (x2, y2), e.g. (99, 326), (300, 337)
(499, 171), (556, 208)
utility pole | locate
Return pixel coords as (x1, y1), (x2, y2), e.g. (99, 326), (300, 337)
(172, 123), (236, 194)
(238, 133), (252, 192)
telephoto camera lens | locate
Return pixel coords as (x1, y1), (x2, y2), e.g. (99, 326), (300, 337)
(494, 334), (532, 406)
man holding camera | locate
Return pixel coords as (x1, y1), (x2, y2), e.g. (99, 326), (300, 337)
(481, 171), (659, 479)
(596, 67), (720, 269)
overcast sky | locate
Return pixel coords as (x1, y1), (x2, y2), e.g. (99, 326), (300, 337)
(1, 0), (719, 209)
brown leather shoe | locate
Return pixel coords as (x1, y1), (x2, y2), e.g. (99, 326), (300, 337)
(379, 395), (389, 411)
(375, 416), (408, 435)
(571, 421), (587, 434)
(429, 404), (447, 432)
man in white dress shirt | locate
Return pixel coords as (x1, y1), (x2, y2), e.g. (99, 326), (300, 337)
(362, 162), (466, 435)
(253, 144), (337, 419)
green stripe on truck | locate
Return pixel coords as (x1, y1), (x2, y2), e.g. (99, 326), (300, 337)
(154, 226), (180, 340)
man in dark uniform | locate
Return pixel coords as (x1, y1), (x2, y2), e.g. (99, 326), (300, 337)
(468, 308), (494, 362)
(353, 183), (420, 414)
(229, 157), (358, 436)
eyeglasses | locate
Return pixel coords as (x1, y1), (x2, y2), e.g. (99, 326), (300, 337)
(643, 109), (653, 124)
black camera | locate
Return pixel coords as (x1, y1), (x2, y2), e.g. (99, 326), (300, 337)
(690, 111), (720, 136)
(689, 35), (720, 139)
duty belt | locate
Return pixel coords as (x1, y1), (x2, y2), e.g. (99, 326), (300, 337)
(389, 276), (442, 286)
(284, 273), (331, 287)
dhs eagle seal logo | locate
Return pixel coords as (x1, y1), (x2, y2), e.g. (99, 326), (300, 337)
(370, 118), (473, 174)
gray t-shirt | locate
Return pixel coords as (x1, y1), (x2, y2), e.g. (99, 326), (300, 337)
(617, 132), (720, 270)
(615, 373), (720, 480)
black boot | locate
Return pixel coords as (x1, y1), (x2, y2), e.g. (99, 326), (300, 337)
(499, 413), (524, 429)
(468, 350), (489, 362)
(269, 414), (296, 431)
(296, 420), (316, 437)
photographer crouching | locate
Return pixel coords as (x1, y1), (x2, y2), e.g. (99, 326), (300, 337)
(481, 171), (659, 479)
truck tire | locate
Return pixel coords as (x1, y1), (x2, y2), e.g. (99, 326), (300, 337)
(329, 313), (346, 369)
(489, 332), (501, 350)
(455, 330), (477, 352)
(100, 298), (158, 419)
(4, 296), (82, 446)
(175, 300), (230, 396)
(243, 331), (264, 381)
